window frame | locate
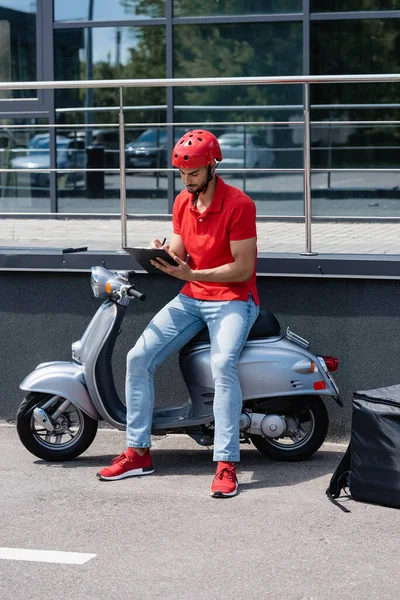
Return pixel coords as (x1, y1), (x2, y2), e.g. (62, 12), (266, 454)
(0, 0), (51, 112)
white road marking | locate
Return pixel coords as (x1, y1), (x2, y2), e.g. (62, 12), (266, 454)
(0, 547), (96, 564)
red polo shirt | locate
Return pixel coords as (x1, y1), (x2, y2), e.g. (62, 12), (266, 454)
(172, 175), (259, 304)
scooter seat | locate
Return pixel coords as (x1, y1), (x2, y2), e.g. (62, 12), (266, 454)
(183, 310), (281, 347)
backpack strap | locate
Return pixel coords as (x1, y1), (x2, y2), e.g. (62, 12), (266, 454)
(326, 443), (352, 513)
(326, 473), (351, 512)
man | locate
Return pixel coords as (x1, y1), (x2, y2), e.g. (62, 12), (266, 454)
(97, 129), (260, 497)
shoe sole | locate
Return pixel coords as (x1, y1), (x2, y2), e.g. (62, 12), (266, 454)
(211, 482), (239, 498)
(97, 466), (154, 481)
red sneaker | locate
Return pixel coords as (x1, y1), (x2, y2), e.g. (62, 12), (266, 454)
(211, 462), (238, 498)
(97, 448), (154, 481)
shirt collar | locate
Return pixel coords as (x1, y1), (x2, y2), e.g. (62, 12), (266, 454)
(187, 175), (226, 213)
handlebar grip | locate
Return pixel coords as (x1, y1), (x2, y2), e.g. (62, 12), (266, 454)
(128, 287), (146, 301)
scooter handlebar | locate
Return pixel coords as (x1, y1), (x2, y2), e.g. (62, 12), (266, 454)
(127, 287), (146, 301)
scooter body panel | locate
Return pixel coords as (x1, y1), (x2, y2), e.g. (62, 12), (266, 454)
(19, 361), (101, 420)
(72, 300), (127, 428)
(179, 336), (338, 420)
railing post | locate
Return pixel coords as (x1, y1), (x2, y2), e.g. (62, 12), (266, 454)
(119, 86), (128, 248)
(302, 82), (316, 255)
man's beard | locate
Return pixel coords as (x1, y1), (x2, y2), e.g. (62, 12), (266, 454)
(186, 177), (208, 195)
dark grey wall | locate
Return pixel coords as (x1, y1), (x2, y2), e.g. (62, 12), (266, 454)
(2, 271), (400, 441)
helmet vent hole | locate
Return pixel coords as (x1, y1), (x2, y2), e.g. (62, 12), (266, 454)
(198, 131), (203, 134)
(175, 153), (178, 158)
(188, 141), (192, 145)
(184, 155), (188, 160)
(189, 134), (193, 137)
(197, 137), (202, 141)
(179, 141), (184, 145)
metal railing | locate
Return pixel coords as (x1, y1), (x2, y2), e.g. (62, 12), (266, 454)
(1, 74), (400, 254)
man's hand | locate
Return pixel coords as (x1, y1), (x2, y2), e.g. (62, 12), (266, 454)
(150, 238), (169, 251)
(150, 253), (193, 281)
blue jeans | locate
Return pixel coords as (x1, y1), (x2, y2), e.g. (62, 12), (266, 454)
(125, 293), (259, 462)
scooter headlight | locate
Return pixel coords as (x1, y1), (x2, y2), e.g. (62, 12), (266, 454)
(90, 266), (116, 299)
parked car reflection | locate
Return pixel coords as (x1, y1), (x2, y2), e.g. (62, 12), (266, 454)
(217, 133), (275, 171)
(10, 133), (86, 188)
(125, 128), (187, 170)
(125, 128), (167, 169)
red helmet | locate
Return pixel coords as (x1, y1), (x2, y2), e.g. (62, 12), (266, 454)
(172, 129), (222, 169)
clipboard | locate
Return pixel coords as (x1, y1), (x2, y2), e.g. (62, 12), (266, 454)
(124, 247), (179, 275)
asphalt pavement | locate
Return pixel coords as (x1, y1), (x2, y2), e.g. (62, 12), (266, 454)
(1, 425), (400, 600)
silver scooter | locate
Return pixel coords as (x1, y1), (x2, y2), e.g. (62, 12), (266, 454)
(17, 266), (341, 462)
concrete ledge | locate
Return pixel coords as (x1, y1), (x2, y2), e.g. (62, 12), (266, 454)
(1, 247), (400, 279)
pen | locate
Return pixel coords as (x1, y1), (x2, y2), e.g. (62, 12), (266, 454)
(161, 238), (167, 246)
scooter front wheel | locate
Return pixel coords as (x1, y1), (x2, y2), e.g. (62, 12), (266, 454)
(17, 392), (98, 461)
(249, 395), (329, 461)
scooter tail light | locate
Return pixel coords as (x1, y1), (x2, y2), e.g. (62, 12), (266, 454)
(321, 356), (339, 372)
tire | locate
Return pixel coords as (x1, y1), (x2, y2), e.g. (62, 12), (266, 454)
(17, 392), (98, 461)
(249, 395), (329, 462)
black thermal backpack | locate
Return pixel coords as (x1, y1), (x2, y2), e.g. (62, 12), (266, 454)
(327, 384), (400, 512)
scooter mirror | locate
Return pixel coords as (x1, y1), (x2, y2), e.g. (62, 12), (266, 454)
(116, 271), (129, 282)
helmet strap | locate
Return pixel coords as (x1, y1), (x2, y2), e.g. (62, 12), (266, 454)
(191, 164), (217, 206)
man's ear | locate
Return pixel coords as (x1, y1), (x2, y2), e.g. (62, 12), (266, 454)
(210, 159), (217, 175)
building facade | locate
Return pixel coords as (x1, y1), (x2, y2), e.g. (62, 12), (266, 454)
(0, 0), (399, 215)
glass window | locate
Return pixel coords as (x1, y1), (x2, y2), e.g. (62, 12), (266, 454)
(173, 0), (302, 17)
(253, 135), (267, 147)
(54, 25), (166, 125)
(54, 0), (165, 22)
(311, 169), (400, 219)
(311, 19), (400, 211)
(54, 25), (167, 212)
(0, 120), (51, 213)
(174, 22), (303, 171)
(311, 19), (400, 80)
(0, 1), (36, 99)
(311, 122), (400, 169)
(130, 128), (168, 146)
(174, 22), (302, 79)
(311, 1), (398, 11)
(175, 169), (305, 219)
(56, 124), (171, 215)
(310, 19), (400, 120)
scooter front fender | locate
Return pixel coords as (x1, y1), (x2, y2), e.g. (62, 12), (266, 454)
(20, 361), (101, 421)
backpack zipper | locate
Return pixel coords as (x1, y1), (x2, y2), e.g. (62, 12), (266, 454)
(353, 395), (400, 409)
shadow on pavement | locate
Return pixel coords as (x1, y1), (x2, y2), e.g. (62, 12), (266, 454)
(33, 447), (342, 490)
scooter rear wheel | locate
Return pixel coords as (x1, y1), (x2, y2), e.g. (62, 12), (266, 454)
(249, 395), (329, 461)
(17, 392), (98, 461)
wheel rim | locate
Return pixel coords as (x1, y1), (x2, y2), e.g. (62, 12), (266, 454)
(265, 408), (316, 451)
(29, 396), (85, 451)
